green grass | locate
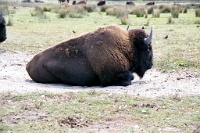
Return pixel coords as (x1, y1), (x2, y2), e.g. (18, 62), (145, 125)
(0, 92), (200, 132)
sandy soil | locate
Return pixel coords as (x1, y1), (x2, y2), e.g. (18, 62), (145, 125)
(0, 50), (199, 97)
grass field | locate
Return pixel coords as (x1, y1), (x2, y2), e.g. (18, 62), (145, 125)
(0, 1), (200, 132)
(1, 91), (200, 132)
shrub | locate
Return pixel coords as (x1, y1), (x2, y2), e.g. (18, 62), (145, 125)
(0, 5), (9, 15)
(9, 9), (16, 14)
(106, 8), (118, 16)
(145, 13), (148, 18)
(152, 9), (160, 18)
(171, 7), (179, 18)
(195, 9), (200, 17)
(72, 6), (88, 15)
(106, 7), (128, 22)
(31, 6), (48, 19)
(58, 9), (67, 18)
(120, 17), (128, 25)
(147, 7), (154, 14)
(57, 5), (89, 18)
(130, 7), (146, 17)
(83, 5), (96, 13)
(183, 8), (187, 13)
(7, 15), (13, 26)
(194, 20), (200, 24)
(116, 10), (128, 19)
(167, 16), (173, 24)
(35, 5), (43, 13)
(159, 5), (171, 13)
(161, 7), (171, 13)
(100, 5), (109, 12)
(43, 6), (52, 12)
(144, 18), (150, 26)
(69, 13), (83, 18)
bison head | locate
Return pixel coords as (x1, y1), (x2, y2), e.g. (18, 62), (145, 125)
(0, 15), (7, 43)
(129, 28), (153, 78)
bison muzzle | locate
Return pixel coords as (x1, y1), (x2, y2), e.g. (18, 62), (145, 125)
(26, 25), (153, 87)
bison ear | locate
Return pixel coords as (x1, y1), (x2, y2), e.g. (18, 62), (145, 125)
(144, 27), (152, 45)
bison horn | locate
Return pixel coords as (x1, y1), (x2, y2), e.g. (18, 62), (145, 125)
(144, 27), (153, 45)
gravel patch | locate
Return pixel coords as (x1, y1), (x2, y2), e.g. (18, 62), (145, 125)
(0, 50), (199, 97)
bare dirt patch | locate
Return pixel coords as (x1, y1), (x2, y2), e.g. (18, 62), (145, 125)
(0, 50), (200, 97)
(1, 110), (48, 126)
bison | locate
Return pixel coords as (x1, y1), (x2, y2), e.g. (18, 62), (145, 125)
(26, 25), (153, 87)
(146, 2), (155, 6)
(35, 0), (44, 3)
(21, 0), (32, 2)
(72, 0), (86, 5)
(126, 1), (135, 5)
(97, 0), (106, 6)
(59, 0), (68, 4)
(0, 15), (7, 43)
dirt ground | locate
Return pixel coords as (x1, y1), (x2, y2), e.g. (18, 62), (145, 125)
(0, 50), (200, 97)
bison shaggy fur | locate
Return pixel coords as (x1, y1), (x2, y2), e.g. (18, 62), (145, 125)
(26, 25), (153, 87)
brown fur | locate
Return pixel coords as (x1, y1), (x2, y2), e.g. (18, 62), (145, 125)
(26, 25), (153, 86)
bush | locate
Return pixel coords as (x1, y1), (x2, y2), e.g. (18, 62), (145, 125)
(144, 18), (150, 26)
(56, 5), (89, 19)
(171, 7), (179, 18)
(58, 9), (67, 18)
(72, 6), (88, 15)
(130, 7), (146, 17)
(159, 5), (171, 13)
(69, 13), (83, 18)
(167, 16), (173, 24)
(183, 8), (187, 13)
(147, 7), (154, 14)
(145, 13), (148, 18)
(116, 11), (128, 19)
(31, 6), (48, 19)
(195, 9), (200, 17)
(35, 5), (43, 13)
(152, 9), (160, 18)
(0, 5), (9, 15)
(7, 15), (13, 26)
(106, 7), (128, 23)
(120, 17), (128, 25)
(106, 8), (118, 16)
(43, 6), (52, 12)
(194, 20), (200, 24)
(83, 5), (96, 13)
(100, 5), (109, 12)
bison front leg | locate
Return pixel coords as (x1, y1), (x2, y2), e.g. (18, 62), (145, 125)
(100, 71), (134, 87)
(113, 71), (134, 86)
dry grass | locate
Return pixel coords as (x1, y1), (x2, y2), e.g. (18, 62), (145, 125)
(0, 92), (200, 132)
